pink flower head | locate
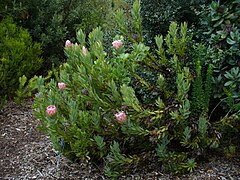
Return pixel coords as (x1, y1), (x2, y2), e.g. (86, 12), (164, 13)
(75, 42), (78, 46)
(82, 46), (87, 56)
(46, 105), (56, 116)
(58, 82), (66, 90)
(115, 111), (127, 123)
(65, 40), (71, 48)
(112, 40), (122, 49)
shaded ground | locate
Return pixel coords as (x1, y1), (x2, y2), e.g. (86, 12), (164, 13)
(0, 100), (240, 179)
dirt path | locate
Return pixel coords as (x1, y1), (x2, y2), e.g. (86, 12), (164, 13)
(0, 100), (239, 179)
(0, 100), (99, 179)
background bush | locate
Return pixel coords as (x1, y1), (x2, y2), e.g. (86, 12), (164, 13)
(0, 17), (42, 98)
(140, 0), (212, 46)
(197, 0), (240, 114)
(0, 0), (122, 71)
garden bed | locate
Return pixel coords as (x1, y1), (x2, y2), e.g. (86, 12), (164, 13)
(0, 100), (239, 179)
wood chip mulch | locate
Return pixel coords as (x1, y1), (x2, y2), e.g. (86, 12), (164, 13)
(0, 100), (239, 179)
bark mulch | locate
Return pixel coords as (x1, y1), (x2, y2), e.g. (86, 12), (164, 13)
(0, 100), (239, 179)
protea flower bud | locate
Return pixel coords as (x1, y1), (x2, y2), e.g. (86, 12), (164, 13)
(115, 111), (127, 123)
(46, 105), (56, 116)
(58, 82), (66, 90)
(65, 40), (71, 48)
(112, 40), (122, 49)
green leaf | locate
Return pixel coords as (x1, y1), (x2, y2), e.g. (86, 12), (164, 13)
(121, 120), (149, 136)
(227, 38), (236, 45)
(224, 81), (234, 86)
(76, 29), (86, 45)
(211, 16), (221, 21)
(225, 13), (234, 19)
(183, 126), (192, 142)
(224, 71), (234, 79)
(19, 75), (27, 88)
(120, 84), (142, 112)
(213, 19), (224, 28)
(94, 135), (106, 150)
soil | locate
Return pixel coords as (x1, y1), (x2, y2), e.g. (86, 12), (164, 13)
(0, 100), (240, 179)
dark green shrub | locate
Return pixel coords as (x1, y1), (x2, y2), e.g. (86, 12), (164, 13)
(140, 0), (211, 46)
(0, 17), (42, 98)
(197, 0), (240, 112)
(0, 0), (28, 21)
(192, 0), (240, 158)
(1, 0), (117, 72)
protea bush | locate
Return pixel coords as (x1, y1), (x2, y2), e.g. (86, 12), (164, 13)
(33, 0), (239, 178)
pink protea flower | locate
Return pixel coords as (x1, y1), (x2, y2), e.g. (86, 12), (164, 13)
(82, 46), (87, 56)
(46, 105), (56, 116)
(58, 82), (66, 90)
(115, 111), (127, 123)
(112, 40), (122, 49)
(65, 40), (71, 48)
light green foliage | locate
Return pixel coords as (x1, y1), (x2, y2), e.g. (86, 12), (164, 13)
(120, 84), (142, 112)
(15, 75), (38, 104)
(170, 99), (191, 124)
(170, 69), (191, 124)
(94, 135), (106, 158)
(181, 126), (192, 147)
(176, 68), (191, 103)
(156, 137), (189, 173)
(0, 17), (42, 99)
(34, 24), (147, 169)
(155, 22), (191, 72)
(179, 158), (197, 173)
(121, 120), (149, 136)
(166, 22), (188, 58)
(131, 0), (142, 41)
(104, 141), (137, 178)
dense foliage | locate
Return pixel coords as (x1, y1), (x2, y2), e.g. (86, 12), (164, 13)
(198, 0), (240, 110)
(196, 0), (240, 156)
(1, 0), (239, 178)
(0, 17), (42, 99)
(140, 0), (212, 45)
(33, 1), (240, 178)
(1, 0), (114, 69)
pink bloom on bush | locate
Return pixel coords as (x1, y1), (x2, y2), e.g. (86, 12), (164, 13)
(112, 40), (122, 49)
(82, 46), (87, 56)
(65, 40), (71, 47)
(58, 82), (66, 90)
(115, 111), (127, 123)
(46, 105), (56, 116)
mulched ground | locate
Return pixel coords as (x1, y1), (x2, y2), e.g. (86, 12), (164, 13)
(0, 100), (240, 179)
